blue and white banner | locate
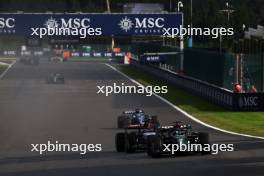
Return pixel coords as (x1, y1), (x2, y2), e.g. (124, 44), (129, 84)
(0, 13), (183, 37)
(70, 52), (124, 58)
(140, 52), (181, 63)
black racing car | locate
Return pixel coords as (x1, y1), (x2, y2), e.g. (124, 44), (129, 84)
(46, 73), (65, 84)
(115, 127), (158, 153)
(147, 122), (211, 158)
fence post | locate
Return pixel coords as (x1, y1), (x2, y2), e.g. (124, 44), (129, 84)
(235, 54), (240, 85)
(180, 35), (184, 74)
(240, 54), (243, 91)
(260, 42), (264, 92)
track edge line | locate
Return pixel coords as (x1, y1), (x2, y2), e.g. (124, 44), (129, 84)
(0, 60), (17, 80)
(105, 63), (264, 140)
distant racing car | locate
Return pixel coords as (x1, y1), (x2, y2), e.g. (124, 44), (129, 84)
(46, 73), (65, 84)
(20, 51), (40, 65)
(49, 49), (64, 62)
(117, 109), (159, 129)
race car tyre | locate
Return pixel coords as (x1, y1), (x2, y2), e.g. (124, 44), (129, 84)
(188, 132), (198, 144)
(125, 132), (136, 153)
(147, 135), (162, 158)
(151, 116), (159, 123)
(123, 117), (130, 128)
(115, 133), (126, 152)
(153, 116), (160, 129)
(198, 132), (211, 155)
(117, 116), (125, 128)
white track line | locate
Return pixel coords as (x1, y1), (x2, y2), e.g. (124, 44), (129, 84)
(0, 62), (10, 66)
(105, 63), (264, 140)
(0, 60), (16, 80)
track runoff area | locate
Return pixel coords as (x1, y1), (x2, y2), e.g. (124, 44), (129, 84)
(0, 13), (263, 176)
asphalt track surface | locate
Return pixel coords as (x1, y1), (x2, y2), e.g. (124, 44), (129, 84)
(0, 59), (263, 176)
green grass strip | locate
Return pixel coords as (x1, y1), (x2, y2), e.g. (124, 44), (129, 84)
(0, 65), (8, 75)
(118, 65), (264, 137)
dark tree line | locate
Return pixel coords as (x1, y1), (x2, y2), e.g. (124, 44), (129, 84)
(0, 0), (263, 23)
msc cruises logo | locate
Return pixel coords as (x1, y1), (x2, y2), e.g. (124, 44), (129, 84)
(43, 17), (91, 28)
(118, 16), (133, 32)
(238, 96), (258, 108)
(44, 17), (59, 28)
(0, 17), (15, 34)
(118, 16), (165, 34)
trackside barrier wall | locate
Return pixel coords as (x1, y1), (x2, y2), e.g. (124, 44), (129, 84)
(130, 59), (264, 111)
(131, 42), (264, 92)
(131, 42), (228, 87)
